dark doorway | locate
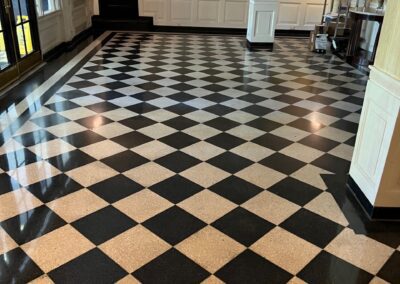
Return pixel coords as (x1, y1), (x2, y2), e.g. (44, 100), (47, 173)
(98, 0), (139, 19)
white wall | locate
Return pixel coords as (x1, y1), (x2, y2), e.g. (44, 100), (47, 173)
(92, 0), (327, 30)
(276, 0), (330, 30)
(38, 0), (94, 54)
(139, 0), (250, 28)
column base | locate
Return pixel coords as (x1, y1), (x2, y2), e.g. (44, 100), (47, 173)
(347, 176), (400, 220)
(246, 40), (274, 51)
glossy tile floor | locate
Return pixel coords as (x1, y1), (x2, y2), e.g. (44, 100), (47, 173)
(1, 33), (400, 283)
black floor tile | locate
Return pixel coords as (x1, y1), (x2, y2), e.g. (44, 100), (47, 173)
(61, 130), (106, 148)
(72, 206), (137, 245)
(377, 251), (400, 284)
(299, 134), (340, 152)
(143, 206), (206, 245)
(268, 177), (321, 206)
(159, 132), (200, 149)
(89, 175), (143, 203)
(280, 209), (344, 248)
(1, 205), (67, 245)
(125, 102), (159, 114)
(203, 105), (235, 116)
(101, 151), (149, 172)
(47, 149), (96, 172)
(216, 250), (292, 284)
(14, 130), (57, 147)
(206, 133), (245, 150)
(150, 175), (203, 204)
(85, 102), (120, 113)
(0, 173), (21, 195)
(0, 248), (44, 284)
(288, 118), (325, 133)
(133, 249), (210, 283)
(280, 105), (311, 117)
(242, 105), (273, 116)
(0, 148), (40, 171)
(75, 115), (114, 129)
(212, 207), (274, 246)
(318, 106), (351, 118)
(259, 153), (306, 175)
(298, 251), (373, 284)
(246, 118), (283, 132)
(111, 131), (153, 148)
(208, 152), (253, 174)
(119, 116), (157, 130)
(48, 248), (127, 283)
(312, 154), (351, 175)
(252, 133), (292, 151)
(46, 101), (80, 112)
(31, 113), (70, 128)
(155, 152), (201, 173)
(26, 174), (83, 203)
(205, 117), (240, 131)
(209, 176), (262, 204)
(330, 119), (359, 134)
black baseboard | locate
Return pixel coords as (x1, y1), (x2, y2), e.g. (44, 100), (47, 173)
(92, 16), (153, 32)
(43, 27), (94, 61)
(246, 40), (273, 51)
(347, 176), (400, 220)
(153, 25), (246, 35)
(275, 29), (310, 37)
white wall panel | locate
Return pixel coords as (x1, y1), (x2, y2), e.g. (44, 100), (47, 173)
(224, 0), (249, 25)
(171, 0), (193, 22)
(276, 0), (329, 30)
(277, 2), (301, 29)
(198, 0), (220, 23)
(139, 0), (249, 28)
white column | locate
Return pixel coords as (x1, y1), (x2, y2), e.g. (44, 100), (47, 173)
(246, 0), (278, 49)
(349, 67), (400, 211)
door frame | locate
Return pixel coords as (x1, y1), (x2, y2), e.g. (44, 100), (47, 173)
(0, 0), (42, 90)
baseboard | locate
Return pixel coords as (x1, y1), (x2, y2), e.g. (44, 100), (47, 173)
(43, 27), (94, 61)
(347, 176), (400, 220)
(246, 40), (273, 51)
(153, 25), (246, 35)
(275, 29), (310, 37)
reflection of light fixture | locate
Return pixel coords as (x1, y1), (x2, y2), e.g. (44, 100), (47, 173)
(308, 113), (323, 130)
(92, 116), (104, 128)
(311, 120), (322, 129)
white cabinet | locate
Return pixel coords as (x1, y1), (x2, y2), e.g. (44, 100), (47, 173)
(139, 0), (249, 28)
(276, 0), (329, 30)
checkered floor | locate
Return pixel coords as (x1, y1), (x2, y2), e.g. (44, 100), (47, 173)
(1, 33), (399, 283)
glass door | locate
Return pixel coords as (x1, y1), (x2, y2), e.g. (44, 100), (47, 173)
(0, 0), (41, 90)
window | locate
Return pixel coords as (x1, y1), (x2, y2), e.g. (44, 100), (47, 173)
(35, 0), (61, 16)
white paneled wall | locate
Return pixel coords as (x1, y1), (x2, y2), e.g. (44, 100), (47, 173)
(38, 0), (94, 53)
(138, 0), (249, 28)
(276, 0), (329, 30)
